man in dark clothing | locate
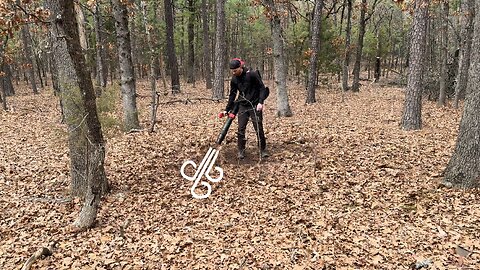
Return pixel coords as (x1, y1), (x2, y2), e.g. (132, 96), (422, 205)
(224, 58), (269, 159)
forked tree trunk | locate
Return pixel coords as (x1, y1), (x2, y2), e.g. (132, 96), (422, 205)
(401, 0), (429, 130)
(454, 0), (475, 109)
(60, 0), (108, 228)
(212, 0), (226, 100)
(443, 0), (480, 188)
(306, 0), (323, 104)
(45, 0), (109, 199)
(112, 0), (141, 132)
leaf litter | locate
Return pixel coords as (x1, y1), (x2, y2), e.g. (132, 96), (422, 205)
(0, 80), (479, 269)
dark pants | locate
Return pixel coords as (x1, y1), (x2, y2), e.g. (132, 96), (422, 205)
(237, 104), (266, 151)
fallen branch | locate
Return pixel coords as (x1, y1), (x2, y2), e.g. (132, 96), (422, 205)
(21, 242), (56, 270)
(159, 97), (222, 105)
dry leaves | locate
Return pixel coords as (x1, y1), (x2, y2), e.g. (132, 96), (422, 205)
(1, 80), (479, 269)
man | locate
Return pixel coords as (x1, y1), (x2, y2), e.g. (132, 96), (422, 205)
(224, 58), (269, 159)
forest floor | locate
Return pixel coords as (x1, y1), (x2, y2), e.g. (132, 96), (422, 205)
(1, 78), (479, 270)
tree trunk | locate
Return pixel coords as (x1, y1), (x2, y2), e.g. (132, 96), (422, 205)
(437, 0), (449, 106)
(306, 0), (324, 104)
(374, 57), (381, 82)
(2, 62), (15, 96)
(21, 24), (38, 94)
(264, 0), (292, 117)
(34, 53), (44, 88)
(342, 0), (352, 91)
(164, 0), (181, 93)
(212, 0), (226, 100)
(60, 0), (108, 228)
(201, 0), (213, 89)
(186, 0), (195, 84)
(112, 0), (141, 132)
(94, 0), (108, 88)
(0, 59), (7, 110)
(401, 0), (429, 130)
(141, 1), (158, 133)
(351, 0), (367, 92)
(454, 0), (475, 109)
(45, 0), (109, 200)
(0, 85), (5, 110)
(443, 0), (480, 188)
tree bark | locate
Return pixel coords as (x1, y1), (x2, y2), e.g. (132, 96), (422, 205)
(401, 0), (429, 130)
(201, 0), (213, 89)
(164, 0), (181, 93)
(60, 0), (108, 228)
(186, 0), (195, 84)
(342, 0), (352, 91)
(306, 0), (323, 104)
(94, 0), (108, 88)
(454, 0), (475, 109)
(351, 0), (367, 92)
(0, 60), (7, 110)
(443, 0), (480, 188)
(437, 0), (448, 106)
(2, 62), (15, 96)
(141, 1), (159, 133)
(264, 0), (292, 117)
(112, 0), (141, 132)
(21, 24), (38, 94)
(45, 0), (109, 199)
(212, 0), (226, 100)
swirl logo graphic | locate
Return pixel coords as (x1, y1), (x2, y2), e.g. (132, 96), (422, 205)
(180, 148), (224, 199)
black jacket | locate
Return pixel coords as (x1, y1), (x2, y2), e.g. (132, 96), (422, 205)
(226, 68), (267, 112)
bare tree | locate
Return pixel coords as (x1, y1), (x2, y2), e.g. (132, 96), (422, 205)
(401, 0), (429, 130)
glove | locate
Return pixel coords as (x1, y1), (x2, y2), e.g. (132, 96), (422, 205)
(256, 103), (264, 111)
(218, 111), (227, 118)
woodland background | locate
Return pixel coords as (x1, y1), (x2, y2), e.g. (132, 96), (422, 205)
(1, 0), (480, 269)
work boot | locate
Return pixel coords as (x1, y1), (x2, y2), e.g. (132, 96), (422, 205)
(261, 149), (270, 158)
(238, 149), (245, 159)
